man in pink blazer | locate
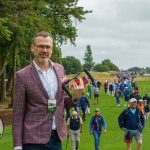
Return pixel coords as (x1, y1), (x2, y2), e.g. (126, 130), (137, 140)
(12, 31), (84, 150)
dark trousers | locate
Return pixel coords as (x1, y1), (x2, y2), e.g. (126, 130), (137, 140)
(66, 108), (70, 122)
(23, 130), (62, 150)
(81, 107), (86, 121)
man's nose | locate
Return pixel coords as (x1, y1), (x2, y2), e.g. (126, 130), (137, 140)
(42, 46), (48, 52)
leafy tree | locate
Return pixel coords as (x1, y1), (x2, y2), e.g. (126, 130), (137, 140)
(101, 59), (119, 71)
(62, 56), (82, 75)
(83, 45), (95, 71)
(92, 59), (119, 72)
(92, 64), (109, 72)
(128, 67), (143, 72)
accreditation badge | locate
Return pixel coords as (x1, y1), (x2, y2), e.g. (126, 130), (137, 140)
(48, 98), (56, 112)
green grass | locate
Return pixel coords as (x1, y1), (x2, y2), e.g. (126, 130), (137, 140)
(1, 80), (150, 150)
(0, 125), (13, 149)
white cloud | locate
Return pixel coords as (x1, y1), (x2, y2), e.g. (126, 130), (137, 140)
(61, 0), (150, 70)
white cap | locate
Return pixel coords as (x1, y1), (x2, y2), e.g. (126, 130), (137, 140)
(129, 98), (137, 103)
(139, 99), (143, 102)
(72, 111), (77, 115)
(86, 93), (89, 96)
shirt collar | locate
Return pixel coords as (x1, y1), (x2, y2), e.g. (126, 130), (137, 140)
(33, 60), (54, 73)
(72, 116), (78, 119)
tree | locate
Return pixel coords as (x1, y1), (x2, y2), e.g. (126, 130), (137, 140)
(83, 45), (95, 71)
(92, 64), (109, 72)
(92, 59), (119, 72)
(62, 56), (82, 75)
(101, 59), (119, 71)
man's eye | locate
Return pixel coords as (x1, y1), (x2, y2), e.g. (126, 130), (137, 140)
(35, 45), (52, 49)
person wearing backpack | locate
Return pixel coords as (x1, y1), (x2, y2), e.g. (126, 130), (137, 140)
(114, 87), (122, 106)
(78, 93), (90, 121)
(89, 108), (106, 150)
(118, 98), (145, 150)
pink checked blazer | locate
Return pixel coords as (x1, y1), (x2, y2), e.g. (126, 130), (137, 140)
(12, 62), (75, 147)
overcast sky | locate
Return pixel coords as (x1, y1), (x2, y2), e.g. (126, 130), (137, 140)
(61, 0), (150, 70)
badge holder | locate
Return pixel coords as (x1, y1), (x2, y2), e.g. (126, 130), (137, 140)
(48, 99), (56, 112)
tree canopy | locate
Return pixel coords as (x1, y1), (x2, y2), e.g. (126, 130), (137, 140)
(62, 56), (82, 75)
(93, 59), (119, 72)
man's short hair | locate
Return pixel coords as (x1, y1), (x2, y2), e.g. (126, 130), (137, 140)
(32, 31), (53, 43)
(72, 111), (78, 115)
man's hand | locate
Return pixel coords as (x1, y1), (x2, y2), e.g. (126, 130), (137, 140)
(90, 132), (93, 135)
(122, 128), (125, 130)
(72, 78), (85, 100)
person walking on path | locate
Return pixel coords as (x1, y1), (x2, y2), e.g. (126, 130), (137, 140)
(114, 87), (121, 106)
(143, 100), (150, 122)
(124, 87), (130, 107)
(143, 93), (150, 105)
(118, 98), (145, 150)
(137, 100), (145, 115)
(93, 84), (100, 104)
(88, 82), (93, 99)
(89, 108), (106, 150)
(67, 111), (83, 150)
(104, 81), (108, 94)
(78, 93), (90, 121)
(97, 80), (102, 89)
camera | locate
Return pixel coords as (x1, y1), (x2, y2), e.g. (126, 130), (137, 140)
(62, 69), (95, 97)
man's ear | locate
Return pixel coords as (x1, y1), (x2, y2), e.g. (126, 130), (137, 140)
(31, 44), (34, 52)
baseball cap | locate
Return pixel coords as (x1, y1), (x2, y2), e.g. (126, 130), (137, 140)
(95, 108), (100, 112)
(139, 99), (143, 102)
(72, 111), (77, 115)
(129, 98), (137, 103)
(86, 93), (89, 96)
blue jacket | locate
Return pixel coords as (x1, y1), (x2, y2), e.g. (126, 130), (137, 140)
(78, 96), (89, 108)
(124, 90), (130, 97)
(144, 105), (150, 112)
(90, 115), (106, 132)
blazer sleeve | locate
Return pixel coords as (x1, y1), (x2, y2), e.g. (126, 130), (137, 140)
(12, 72), (26, 147)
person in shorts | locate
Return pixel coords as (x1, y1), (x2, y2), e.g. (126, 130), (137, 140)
(123, 87), (130, 107)
(93, 84), (100, 104)
(118, 98), (145, 150)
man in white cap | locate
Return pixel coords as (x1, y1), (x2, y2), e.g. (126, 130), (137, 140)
(67, 111), (83, 150)
(118, 98), (145, 150)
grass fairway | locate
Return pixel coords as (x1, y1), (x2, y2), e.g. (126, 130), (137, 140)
(0, 79), (150, 150)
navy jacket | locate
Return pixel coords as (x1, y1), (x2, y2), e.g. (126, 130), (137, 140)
(118, 107), (145, 132)
(78, 96), (89, 108)
(90, 115), (106, 132)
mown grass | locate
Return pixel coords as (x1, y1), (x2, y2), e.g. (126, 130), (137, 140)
(62, 80), (150, 150)
(0, 77), (150, 150)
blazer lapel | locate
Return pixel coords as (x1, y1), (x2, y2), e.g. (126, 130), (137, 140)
(53, 64), (63, 101)
(29, 62), (49, 99)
